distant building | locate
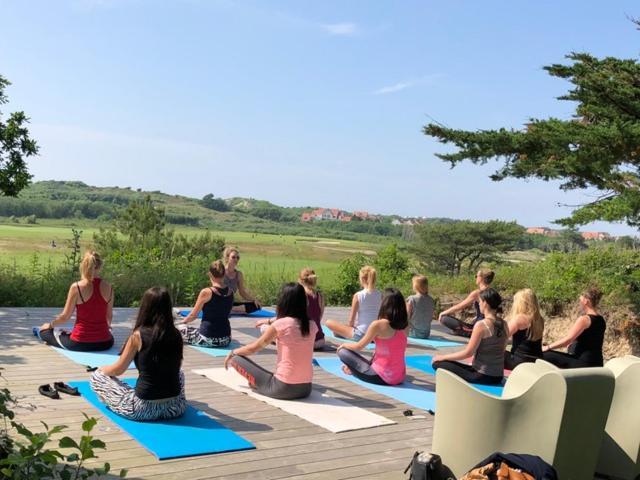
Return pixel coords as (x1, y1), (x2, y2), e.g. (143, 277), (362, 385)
(301, 207), (349, 222)
(581, 231), (612, 241)
(526, 227), (552, 235)
(353, 211), (370, 219)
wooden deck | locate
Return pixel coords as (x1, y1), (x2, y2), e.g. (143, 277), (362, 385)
(0, 307), (464, 480)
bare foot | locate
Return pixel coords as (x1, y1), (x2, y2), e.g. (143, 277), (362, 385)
(341, 365), (352, 375)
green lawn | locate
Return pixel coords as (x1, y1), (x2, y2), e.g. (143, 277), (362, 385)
(0, 221), (381, 271)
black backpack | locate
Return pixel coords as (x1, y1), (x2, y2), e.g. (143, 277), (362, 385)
(404, 452), (455, 480)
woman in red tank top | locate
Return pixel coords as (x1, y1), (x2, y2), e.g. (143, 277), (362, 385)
(38, 251), (114, 351)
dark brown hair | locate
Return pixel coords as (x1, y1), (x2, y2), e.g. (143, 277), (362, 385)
(378, 288), (408, 330)
(133, 287), (183, 361)
(276, 283), (311, 336)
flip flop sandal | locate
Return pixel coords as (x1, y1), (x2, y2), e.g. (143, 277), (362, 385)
(53, 382), (80, 396)
(38, 384), (60, 399)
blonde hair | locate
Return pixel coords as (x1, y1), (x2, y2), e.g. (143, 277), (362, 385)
(359, 266), (377, 290)
(209, 260), (225, 279)
(582, 286), (603, 307)
(80, 251), (102, 281)
(299, 267), (318, 289)
(477, 269), (495, 285)
(510, 288), (544, 341)
(223, 247), (239, 265)
(412, 275), (429, 295)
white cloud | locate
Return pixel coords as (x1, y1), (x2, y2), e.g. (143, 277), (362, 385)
(372, 74), (443, 95)
(321, 23), (358, 36)
(373, 81), (415, 95)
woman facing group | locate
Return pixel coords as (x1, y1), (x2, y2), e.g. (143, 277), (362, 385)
(35, 248), (608, 422)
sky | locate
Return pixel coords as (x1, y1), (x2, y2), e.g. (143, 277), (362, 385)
(1, 0), (639, 235)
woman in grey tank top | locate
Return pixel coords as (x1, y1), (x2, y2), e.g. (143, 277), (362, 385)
(432, 288), (507, 385)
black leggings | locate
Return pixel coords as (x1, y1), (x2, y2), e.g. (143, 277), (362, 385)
(504, 351), (540, 371)
(230, 355), (312, 400)
(337, 348), (387, 385)
(542, 350), (601, 369)
(233, 301), (260, 314)
(440, 315), (474, 338)
(432, 360), (503, 385)
(39, 328), (114, 352)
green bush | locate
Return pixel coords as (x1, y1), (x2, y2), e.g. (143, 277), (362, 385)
(0, 379), (126, 479)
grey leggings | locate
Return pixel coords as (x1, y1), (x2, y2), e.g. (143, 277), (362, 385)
(337, 348), (387, 385)
(230, 355), (312, 400)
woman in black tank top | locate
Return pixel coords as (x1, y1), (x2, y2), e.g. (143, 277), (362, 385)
(542, 287), (606, 368)
(90, 287), (186, 421)
(505, 288), (544, 370)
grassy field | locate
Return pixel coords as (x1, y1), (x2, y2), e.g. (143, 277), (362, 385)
(0, 221), (382, 281)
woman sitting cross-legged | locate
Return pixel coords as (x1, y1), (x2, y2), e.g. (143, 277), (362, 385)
(432, 288), (508, 385)
(38, 251), (114, 352)
(90, 287), (186, 421)
(178, 260), (234, 348)
(336, 288), (408, 386)
(542, 287), (606, 368)
(504, 288), (544, 370)
(224, 282), (317, 400)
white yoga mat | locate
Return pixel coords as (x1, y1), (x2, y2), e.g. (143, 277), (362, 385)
(193, 368), (395, 433)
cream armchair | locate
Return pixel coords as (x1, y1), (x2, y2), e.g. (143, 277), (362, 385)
(432, 361), (615, 479)
(596, 355), (640, 480)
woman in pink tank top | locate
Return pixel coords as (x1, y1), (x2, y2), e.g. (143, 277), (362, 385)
(224, 283), (317, 400)
(38, 251), (114, 351)
(337, 288), (408, 385)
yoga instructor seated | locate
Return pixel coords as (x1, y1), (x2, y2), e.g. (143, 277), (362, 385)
(432, 288), (507, 385)
(223, 247), (262, 314)
(438, 269), (494, 338)
(90, 287), (187, 421)
(224, 282), (317, 400)
(336, 288), (408, 386)
(38, 251), (114, 351)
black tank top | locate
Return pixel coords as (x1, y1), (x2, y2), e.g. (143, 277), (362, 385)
(134, 328), (182, 400)
(473, 300), (484, 322)
(568, 314), (606, 366)
(200, 286), (234, 339)
(511, 328), (543, 360)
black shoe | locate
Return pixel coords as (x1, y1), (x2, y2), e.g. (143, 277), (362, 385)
(38, 384), (60, 399)
(54, 382), (80, 396)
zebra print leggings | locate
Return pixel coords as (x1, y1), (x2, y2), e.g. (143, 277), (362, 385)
(177, 325), (231, 348)
(90, 370), (187, 421)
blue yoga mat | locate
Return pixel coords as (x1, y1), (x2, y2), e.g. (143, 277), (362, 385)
(321, 326), (461, 350)
(405, 355), (505, 396)
(178, 308), (276, 319)
(407, 336), (463, 349)
(68, 379), (255, 459)
(55, 348), (135, 369)
(313, 357), (436, 412)
(190, 340), (241, 357)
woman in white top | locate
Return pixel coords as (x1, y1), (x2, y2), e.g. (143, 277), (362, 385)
(326, 266), (382, 341)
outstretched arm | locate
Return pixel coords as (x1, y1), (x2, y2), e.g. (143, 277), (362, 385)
(183, 289), (212, 324)
(40, 285), (78, 330)
(100, 332), (140, 377)
(543, 315), (590, 351)
(337, 320), (383, 352)
(432, 322), (485, 363)
(224, 325), (277, 369)
(438, 290), (478, 320)
(237, 271), (261, 307)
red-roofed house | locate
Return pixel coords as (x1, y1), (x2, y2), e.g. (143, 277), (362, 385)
(581, 231), (611, 241)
